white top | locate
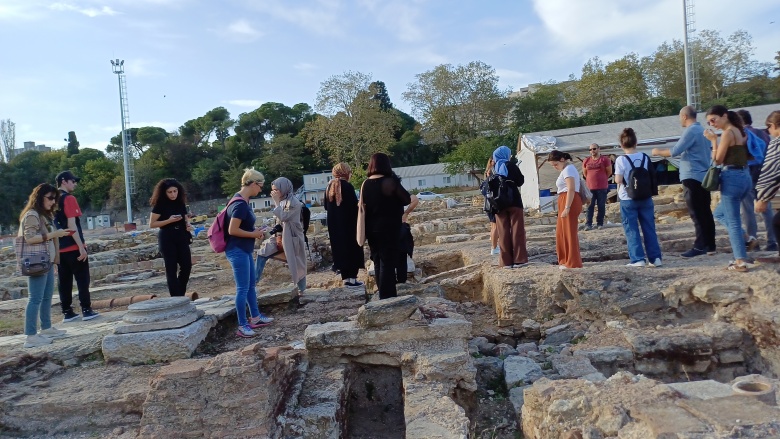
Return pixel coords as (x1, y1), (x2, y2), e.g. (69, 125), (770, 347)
(615, 152), (647, 201)
(556, 163), (580, 193)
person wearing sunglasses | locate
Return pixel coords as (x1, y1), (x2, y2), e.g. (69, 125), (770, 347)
(582, 143), (612, 230)
(149, 178), (194, 297)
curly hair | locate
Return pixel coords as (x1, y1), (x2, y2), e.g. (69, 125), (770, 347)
(19, 183), (59, 223)
(149, 178), (187, 207)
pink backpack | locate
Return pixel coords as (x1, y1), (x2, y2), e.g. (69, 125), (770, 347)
(207, 196), (245, 253)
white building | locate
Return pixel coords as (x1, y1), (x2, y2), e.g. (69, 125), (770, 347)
(249, 196), (274, 210)
(301, 163), (477, 203)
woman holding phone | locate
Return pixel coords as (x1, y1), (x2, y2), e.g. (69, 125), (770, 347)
(149, 178), (193, 296)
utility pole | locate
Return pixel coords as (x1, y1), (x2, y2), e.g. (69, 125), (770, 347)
(682, 0), (700, 110)
(110, 59), (136, 225)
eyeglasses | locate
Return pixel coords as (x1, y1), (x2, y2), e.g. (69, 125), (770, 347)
(252, 181), (264, 187)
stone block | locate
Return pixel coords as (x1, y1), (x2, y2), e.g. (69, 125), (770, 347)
(356, 295), (419, 328)
(474, 356), (504, 389)
(504, 355), (543, 388)
(573, 347), (633, 365)
(508, 385), (530, 423)
(624, 329), (712, 357)
(114, 309), (204, 334)
(697, 322), (745, 350)
(692, 283), (750, 305)
(522, 319), (541, 339)
(615, 291), (664, 315)
(718, 349), (745, 364)
(257, 285), (297, 306)
(635, 359), (673, 375)
(435, 234), (471, 244)
(545, 323), (570, 335)
(679, 396), (780, 431)
(493, 343), (518, 358)
(102, 315), (217, 365)
(516, 342), (538, 355)
(541, 329), (584, 346)
(667, 380), (733, 400)
(630, 403), (709, 436)
(551, 354), (599, 379)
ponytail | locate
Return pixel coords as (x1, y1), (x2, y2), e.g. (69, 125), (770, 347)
(726, 111), (746, 137)
(547, 150), (572, 162)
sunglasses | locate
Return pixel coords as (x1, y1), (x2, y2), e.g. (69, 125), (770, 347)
(44, 195), (57, 201)
(589, 148), (598, 151)
(252, 180), (264, 186)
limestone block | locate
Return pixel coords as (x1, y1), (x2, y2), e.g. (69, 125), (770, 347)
(516, 342), (538, 355)
(404, 383), (470, 439)
(508, 385), (530, 424)
(624, 329), (711, 357)
(356, 295), (419, 328)
(522, 319), (541, 339)
(196, 296), (236, 320)
(635, 359), (673, 375)
(114, 309), (204, 334)
(257, 285), (298, 306)
(678, 396), (780, 432)
(504, 356), (543, 389)
(474, 357), (504, 389)
(545, 323), (570, 335)
(435, 234), (471, 244)
(492, 343), (519, 358)
(666, 380), (733, 400)
(551, 354), (599, 379)
(574, 347), (634, 365)
(718, 349), (745, 364)
(615, 291), (664, 315)
(697, 322), (744, 350)
(692, 283), (750, 305)
(630, 403), (709, 437)
(102, 315), (217, 365)
(541, 329), (584, 346)
(304, 318), (472, 351)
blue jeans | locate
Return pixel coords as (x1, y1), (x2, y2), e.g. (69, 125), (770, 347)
(586, 189), (608, 227)
(226, 248), (259, 327)
(715, 168), (751, 260)
(620, 198), (662, 263)
(26, 268), (54, 335)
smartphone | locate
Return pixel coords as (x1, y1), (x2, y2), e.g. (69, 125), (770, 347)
(67, 230), (76, 236)
(186, 205), (191, 214)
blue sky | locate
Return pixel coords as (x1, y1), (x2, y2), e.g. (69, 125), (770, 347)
(1, 0), (779, 152)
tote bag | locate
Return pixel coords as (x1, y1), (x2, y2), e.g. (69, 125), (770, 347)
(356, 181), (367, 246)
(15, 212), (51, 277)
(702, 162), (721, 192)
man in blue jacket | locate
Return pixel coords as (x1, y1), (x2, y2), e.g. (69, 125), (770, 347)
(652, 106), (715, 257)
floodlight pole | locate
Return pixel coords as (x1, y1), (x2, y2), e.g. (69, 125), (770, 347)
(111, 59), (133, 223)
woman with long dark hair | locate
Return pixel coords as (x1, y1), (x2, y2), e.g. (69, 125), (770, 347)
(614, 128), (662, 267)
(362, 153), (412, 299)
(324, 163), (364, 288)
(19, 183), (74, 348)
(482, 157), (500, 255)
(548, 150), (583, 269)
(704, 105), (752, 272)
(149, 178), (193, 296)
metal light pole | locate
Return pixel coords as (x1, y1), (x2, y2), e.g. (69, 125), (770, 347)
(110, 59), (134, 224)
(682, 0), (700, 110)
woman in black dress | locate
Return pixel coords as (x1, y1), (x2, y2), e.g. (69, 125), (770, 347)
(324, 162), (365, 288)
(149, 178), (193, 296)
(361, 153), (412, 299)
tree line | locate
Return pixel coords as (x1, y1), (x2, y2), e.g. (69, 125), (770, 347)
(0, 29), (777, 229)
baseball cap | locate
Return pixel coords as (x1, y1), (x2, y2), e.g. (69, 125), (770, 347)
(56, 170), (81, 185)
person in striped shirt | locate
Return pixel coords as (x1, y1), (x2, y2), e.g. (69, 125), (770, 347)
(755, 110), (780, 263)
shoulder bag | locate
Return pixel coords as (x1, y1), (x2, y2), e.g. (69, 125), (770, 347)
(702, 161), (721, 192)
(356, 180), (367, 246)
(15, 211), (51, 276)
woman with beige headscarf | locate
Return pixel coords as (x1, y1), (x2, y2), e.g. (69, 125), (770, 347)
(324, 163), (364, 288)
(270, 177), (307, 293)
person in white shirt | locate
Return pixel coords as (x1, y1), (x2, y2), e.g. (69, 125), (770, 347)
(614, 128), (663, 268)
(548, 150), (583, 269)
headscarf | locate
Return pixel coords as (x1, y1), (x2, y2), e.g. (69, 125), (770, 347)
(271, 177), (301, 210)
(327, 163), (352, 206)
(492, 145), (512, 177)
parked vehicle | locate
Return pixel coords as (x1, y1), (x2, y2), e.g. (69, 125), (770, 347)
(416, 191), (444, 200)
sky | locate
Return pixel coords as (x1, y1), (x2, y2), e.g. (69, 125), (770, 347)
(1, 0), (779, 153)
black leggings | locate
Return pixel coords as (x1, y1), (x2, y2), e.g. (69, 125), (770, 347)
(159, 232), (192, 296)
(58, 250), (91, 313)
(775, 210), (780, 255)
(368, 233), (400, 299)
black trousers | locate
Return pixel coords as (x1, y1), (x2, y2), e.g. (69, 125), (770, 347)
(682, 179), (716, 251)
(774, 210), (780, 256)
(57, 250), (91, 313)
(159, 231), (192, 297)
(368, 232), (400, 299)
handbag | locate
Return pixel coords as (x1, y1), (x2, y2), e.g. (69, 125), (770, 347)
(579, 178), (592, 205)
(356, 180), (367, 246)
(15, 212), (51, 277)
(702, 162), (721, 192)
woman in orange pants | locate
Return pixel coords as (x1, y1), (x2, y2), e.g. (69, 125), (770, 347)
(549, 151), (583, 269)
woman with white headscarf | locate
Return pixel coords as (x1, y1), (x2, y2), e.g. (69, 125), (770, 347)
(491, 145), (528, 268)
(270, 177), (307, 293)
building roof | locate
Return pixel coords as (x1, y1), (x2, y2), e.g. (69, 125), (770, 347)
(394, 163), (447, 178)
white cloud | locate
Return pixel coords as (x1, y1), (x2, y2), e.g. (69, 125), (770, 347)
(246, 0), (344, 37)
(124, 59), (162, 77)
(0, 2), (43, 21)
(50, 2), (119, 17)
(224, 19), (263, 42)
(358, 0), (425, 43)
(225, 100), (263, 108)
(293, 62), (317, 72)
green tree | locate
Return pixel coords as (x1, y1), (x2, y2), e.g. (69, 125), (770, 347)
(65, 131), (80, 157)
(441, 137), (495, 183)
(180, 107), (232, 147)
(260, 134), (306, 188)
(511, 82), (568, 134)
(403, 61), (511, 149)
(79, 157), (118, 210)
(572, 54), (648, 110)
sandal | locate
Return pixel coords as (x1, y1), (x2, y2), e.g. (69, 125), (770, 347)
(726, 263), (749, 272)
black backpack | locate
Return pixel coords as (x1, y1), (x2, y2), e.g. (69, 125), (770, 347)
(485, 174), (519, 214)
(300, 204), (311, 244)
(624, 153), (658, 200)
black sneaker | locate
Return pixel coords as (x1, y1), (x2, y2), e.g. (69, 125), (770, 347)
(62, 310), (80, 323)
(345, 281), (365, 289)
(81, 309), (100, 321)
(681, 248), (707, 258)
(766, 243), (779, 252)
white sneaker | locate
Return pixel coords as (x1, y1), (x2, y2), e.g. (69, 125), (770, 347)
(648, 258), (662, 268)
(24, 334), (53, 348)
(491, 247), (500, 255)
(626, 260), (646, 267)
(558, 265), (567, 270)
(40, 327), (67, 339)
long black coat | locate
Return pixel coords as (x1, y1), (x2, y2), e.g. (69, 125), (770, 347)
(324, 179), (365, 274)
